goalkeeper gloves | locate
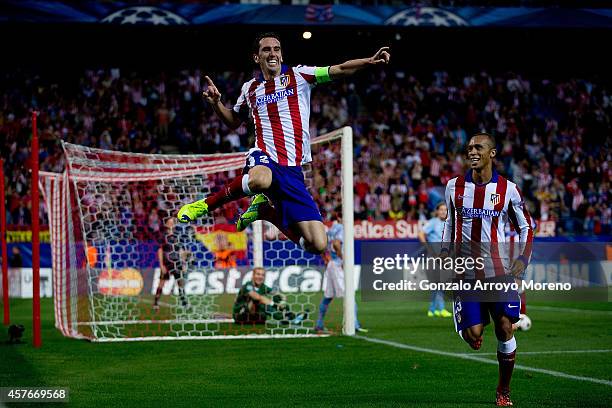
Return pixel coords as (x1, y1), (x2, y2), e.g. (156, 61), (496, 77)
(272, 294), (286, 304)
(272, 294), (288, 311)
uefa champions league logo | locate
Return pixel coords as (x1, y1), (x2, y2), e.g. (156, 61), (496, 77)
(101, 6), (189, 26)
(385, 7), (469, 27)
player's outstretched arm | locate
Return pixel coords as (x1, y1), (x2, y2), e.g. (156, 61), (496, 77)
(203, 75), (242, 130)
(328, 47), (391, 79)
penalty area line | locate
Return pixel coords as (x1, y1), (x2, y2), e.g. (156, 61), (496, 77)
(356, 335), (612, 387)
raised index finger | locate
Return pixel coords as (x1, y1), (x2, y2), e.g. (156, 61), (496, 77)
(204, 75), (215, 87)
(377, 46), (390, 54)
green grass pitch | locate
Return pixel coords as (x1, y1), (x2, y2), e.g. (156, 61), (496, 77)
(1, 296), (611, 407)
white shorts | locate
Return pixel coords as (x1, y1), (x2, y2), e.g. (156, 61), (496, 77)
(324, 261), (345, 298)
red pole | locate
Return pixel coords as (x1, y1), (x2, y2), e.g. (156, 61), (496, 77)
(32, 112), (41, 348)
(0, 157), (9, 325)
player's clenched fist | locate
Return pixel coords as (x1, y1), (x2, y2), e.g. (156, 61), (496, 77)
(202, 75), (221, 104)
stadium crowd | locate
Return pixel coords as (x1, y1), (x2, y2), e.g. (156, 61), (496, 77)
(0, 66), (610, 236)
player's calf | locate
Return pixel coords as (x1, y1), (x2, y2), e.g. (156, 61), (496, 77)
(496, 336), (517, 402)
(493, 315), (517, 403)
(296, 221), (328, 254)
(301, 237), (327, 254)
(494, 316), (514, 342)
(178, 172), (257, 223)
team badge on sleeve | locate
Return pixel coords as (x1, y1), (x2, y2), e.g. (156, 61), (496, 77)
(490, 193), (501, 206)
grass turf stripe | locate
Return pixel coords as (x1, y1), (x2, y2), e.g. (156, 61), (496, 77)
(357, 335), (612, 387)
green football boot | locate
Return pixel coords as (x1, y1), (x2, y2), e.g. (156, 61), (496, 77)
(177, 198), (209, 223)
(236, 194), (268, 231)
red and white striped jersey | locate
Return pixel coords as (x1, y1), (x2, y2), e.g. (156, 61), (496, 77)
(442, 170), (534, 278)
(233, 65), (322, 166)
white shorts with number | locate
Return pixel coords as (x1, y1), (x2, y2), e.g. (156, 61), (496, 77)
(324, 261), (345, 298)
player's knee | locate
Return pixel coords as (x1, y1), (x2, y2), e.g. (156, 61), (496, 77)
(248, 168), (272, 191)
(462, 326), (483, 350)
(298, 222), (327, 254)
(464, 326), (483, 341)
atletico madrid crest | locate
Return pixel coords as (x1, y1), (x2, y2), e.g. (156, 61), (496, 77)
(279, 74), (291, 88)
(490, 193), (501, 206)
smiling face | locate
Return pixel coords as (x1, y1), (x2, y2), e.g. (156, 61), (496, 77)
(467, 134), (496, 172)
(252, 267), (266, 287)
(254, 37), (283, 78)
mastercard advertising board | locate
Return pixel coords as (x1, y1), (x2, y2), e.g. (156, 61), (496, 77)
(97, 268), (144, 296)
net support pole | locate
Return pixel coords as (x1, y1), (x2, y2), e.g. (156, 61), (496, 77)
(341, 126), (355, 336)
(1, 158), (9, 325)
(32, 112), (41, 348)
(253, 221), (264, 268)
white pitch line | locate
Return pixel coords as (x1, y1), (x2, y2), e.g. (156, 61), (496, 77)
(77, 318), (234, 326)
(357, 336), (612, 387)
(93, 333), (329, 342)
(528, 305), (612, 315)
(460, 349), (612, 356)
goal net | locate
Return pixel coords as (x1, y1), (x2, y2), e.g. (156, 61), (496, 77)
(40, 126), (354, 341)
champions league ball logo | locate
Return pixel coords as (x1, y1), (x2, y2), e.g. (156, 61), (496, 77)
(101, 6), (189, 26)
(385, 7), (469, 27)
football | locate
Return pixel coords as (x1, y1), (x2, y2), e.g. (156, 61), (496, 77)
(517, 314), (532, 331)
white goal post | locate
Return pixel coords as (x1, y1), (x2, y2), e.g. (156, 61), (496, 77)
(41, 126), (355, 341)
(341, 126), (355, 336)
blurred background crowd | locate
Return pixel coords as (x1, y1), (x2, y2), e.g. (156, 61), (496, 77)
(1, 66), (610, 236)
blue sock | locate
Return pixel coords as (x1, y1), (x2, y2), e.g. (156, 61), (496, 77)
(355, 302), (361, 330)
(429, 291), (437, 312)
(436, 291), (445, 311)
(317, 297), (333, 329)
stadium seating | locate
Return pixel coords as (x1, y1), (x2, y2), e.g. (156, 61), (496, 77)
(1, 68), (609, 235)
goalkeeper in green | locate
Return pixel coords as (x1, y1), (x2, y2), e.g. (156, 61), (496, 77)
(233, 266), (290, 324)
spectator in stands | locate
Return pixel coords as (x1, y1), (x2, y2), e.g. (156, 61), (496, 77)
(0, 67), (610, 236)
(9, 246), (23, 268)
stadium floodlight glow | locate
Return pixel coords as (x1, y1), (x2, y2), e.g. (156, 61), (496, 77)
(302, 31), (312, 40)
